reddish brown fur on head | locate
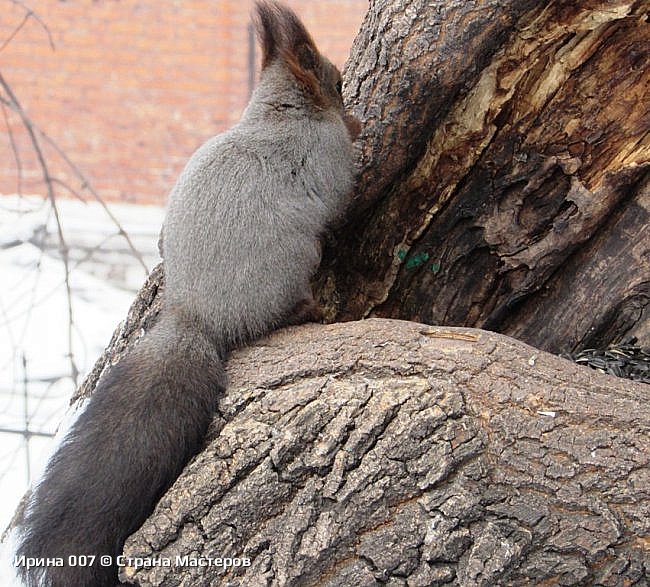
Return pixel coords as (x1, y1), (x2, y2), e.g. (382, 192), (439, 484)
(254, 1), (341, 112)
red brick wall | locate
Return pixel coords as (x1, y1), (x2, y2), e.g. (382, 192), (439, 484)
(0, 0), (367, 204)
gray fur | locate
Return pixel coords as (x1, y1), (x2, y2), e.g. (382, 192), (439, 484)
(164, 58), (355, 351)
(16, 2), (356, 586)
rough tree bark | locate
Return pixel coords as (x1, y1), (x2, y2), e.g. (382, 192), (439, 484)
(118, 317), (649, 586)
(111, 2), (650, 583)
(314, 0), (649, 354)
(9, 1), (649, 586)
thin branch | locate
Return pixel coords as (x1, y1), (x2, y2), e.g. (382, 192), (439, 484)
(0, 292), (18, 398)
(38, 130), (150, 273)
(32, 180), (139, 278)
(1, 101), (24, 195)
(0, 72), (78, 385)
(0, 11), (31, 53)
(0, 2), (150, 406)
(49, 176), (93, 204)
(6, 0), (55, 51)
(0, 94), (150, 274)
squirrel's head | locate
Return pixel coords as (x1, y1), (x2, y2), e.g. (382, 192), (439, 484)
(254, 1), (360, 140)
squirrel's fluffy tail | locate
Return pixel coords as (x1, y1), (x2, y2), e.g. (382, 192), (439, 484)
(16, 310), (225, 587)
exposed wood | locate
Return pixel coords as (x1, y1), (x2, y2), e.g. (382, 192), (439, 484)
(121, 319), (650, 586)
(315, 0), (649, 355)
(8, 2), (649, 586)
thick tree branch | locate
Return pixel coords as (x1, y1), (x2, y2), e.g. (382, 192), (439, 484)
(122, 319), (650, 586)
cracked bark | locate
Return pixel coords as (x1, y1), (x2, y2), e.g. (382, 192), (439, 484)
(120, 318), (650, 586)
(10, 1), (650, 585)
(314, 0), (649, 354)
(103, 2), (648, 584)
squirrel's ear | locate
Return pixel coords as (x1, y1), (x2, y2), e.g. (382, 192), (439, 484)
(254, 2), (323, 103)
(255, 1), (319, 71)
(255, 1), (282, 69)
(279, 6), (319, 74)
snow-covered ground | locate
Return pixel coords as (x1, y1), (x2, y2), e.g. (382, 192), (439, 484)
(0, 194), (164, 584)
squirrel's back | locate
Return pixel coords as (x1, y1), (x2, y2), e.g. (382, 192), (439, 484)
(162, 24), (356, 351)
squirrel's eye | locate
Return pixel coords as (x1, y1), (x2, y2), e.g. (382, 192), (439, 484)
(336, 80), (343, 95)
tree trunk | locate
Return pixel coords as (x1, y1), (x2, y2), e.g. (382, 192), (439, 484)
(314, 0), (649, 355)
(78, 1), (649, 584)
(9, 1), (649, 586)
(121, 318), (650, 586)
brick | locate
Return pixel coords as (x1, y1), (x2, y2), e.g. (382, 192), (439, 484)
(0, 0), (367, 205)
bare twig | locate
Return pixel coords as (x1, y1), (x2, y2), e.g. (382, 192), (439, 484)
(38, 131), (150, 273)
(0, 72), (79, 385)
(0, 95), (151, 274)
(5, 0), (55, 51)
(1, 1), (148, 272)
(0, 102), (23, 195)
(0, 11), (31, 53)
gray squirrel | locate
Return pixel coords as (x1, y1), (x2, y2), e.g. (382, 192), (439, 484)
(16, 2), (358, 586)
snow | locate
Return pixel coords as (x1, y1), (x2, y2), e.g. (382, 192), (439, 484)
(0, 194), (164, 585)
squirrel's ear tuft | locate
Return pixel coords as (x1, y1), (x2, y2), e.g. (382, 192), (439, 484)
(254, 1), (319, 70)
(254, 1), (324, 105)
(254, 1), (282, 69)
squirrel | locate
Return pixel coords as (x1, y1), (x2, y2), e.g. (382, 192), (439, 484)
(15, 2), (359, 586)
